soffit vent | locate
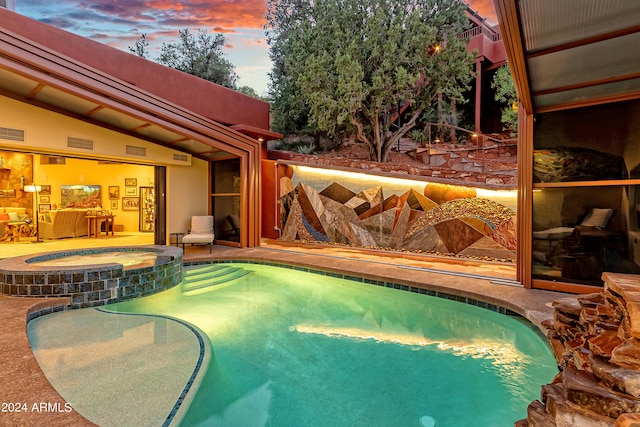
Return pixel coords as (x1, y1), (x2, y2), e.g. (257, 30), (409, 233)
(126, 145), (147, 156)
(173, 153), (188, 162)
(67, 136), (94, 150)
(0, 127), (25, 142)
(40, 156), (66, 165)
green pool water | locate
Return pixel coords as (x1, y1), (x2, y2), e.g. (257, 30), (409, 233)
(104, 263), (556, 427)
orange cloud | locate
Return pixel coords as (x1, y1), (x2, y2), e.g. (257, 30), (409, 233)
(142, 0), (267, 29)
(467, 0), (498, 25)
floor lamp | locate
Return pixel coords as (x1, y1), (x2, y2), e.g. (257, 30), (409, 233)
(23, 184), (43, 243)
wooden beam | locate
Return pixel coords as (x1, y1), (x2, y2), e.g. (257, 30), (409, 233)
(493, 0), (534, 114)
(516, 102), (534, 287)
(527, 24), (640, 59)
(533, 72), (640, 97)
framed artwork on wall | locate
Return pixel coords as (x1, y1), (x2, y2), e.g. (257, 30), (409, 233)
(108, 186), (120, 199)
(122, 197), (139, 211)
(125, 178), (137, 186)
(125, 186), (137, 196)
(40, 185), (51, 196)
(39, 204), (51, 212)
(110, 200), (118, 210)
(60, 184), (101, 208)
(40, 195), (50, 203)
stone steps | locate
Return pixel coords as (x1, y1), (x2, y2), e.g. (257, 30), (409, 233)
(182, 265), (251, 295)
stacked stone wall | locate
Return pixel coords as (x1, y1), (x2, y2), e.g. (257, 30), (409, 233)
(519, 272), (640, 426)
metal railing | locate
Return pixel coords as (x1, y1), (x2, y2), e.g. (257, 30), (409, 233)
(459, 26), (502, 42)
(422, 122), (517, 173)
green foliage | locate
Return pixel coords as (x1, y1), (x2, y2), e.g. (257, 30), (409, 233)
(237, 86), (268, 101)
(157, 29), (238, 89)
(294, 143), (317, 154)
(491, 65), (518, 132)
(409, 129), (427, 144)
(128, 34), (150, 59)
(266, 0), (474, 162)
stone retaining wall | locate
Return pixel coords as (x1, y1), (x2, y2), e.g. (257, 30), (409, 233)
(269, 150), (518, 185)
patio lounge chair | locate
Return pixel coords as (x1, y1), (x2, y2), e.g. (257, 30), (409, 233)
(181, 215), (215, 253)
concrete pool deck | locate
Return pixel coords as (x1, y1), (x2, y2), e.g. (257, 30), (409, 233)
(0, 241), (570, 426)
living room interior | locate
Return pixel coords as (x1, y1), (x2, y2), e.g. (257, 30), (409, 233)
(0, 151), (156, 245)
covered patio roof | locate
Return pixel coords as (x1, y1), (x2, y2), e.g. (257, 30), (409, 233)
(493, 0), (640, 114)
(0, 8), (281, 162)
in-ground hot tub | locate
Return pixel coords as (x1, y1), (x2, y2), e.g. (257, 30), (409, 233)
(0, 246), (183, 312)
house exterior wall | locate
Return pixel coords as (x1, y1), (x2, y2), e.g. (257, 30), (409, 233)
(167, 158), (210, 237)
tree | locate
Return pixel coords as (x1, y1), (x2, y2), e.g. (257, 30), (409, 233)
(266, 0), (474, 162)
(265, 0), (315, 136)
(237, 85), (267, 100)
(157, 29), (238, 88)
(491, 65), (518, 132)
(128, 33), (150, 59)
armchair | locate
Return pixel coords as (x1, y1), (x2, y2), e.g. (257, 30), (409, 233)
(181, 215), (215, 253)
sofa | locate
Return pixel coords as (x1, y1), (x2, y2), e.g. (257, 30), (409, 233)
(0, 207), (33, 240)
(39, 209), (89, 240)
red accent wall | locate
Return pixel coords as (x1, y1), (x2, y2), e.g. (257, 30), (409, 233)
(261, 160), (279, 239)
(467, 34), (506, 65)
(0, 8), (270, 130)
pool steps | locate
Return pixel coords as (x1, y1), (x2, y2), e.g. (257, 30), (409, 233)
(182, 265), (251, 294)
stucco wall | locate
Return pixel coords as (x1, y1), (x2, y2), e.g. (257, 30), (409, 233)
(167, 158), (210, 237)
(0, 94), (209, 240)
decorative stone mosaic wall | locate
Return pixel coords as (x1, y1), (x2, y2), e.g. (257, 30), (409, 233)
(0, 246), (183, 309)
(279, 169), (517, 261)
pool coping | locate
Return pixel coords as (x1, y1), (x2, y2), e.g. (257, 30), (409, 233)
(0, 244), (569, 426)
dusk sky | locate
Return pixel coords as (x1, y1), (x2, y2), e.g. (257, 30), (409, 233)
(15, 0), (497, 96)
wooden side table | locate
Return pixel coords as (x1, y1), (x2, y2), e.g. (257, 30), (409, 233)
(87, 215), (116, 237)
(169, 232), (185, 248)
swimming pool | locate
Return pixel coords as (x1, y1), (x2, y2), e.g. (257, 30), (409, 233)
(29, 262), (557, 426)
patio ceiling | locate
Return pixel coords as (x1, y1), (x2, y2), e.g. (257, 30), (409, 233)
(493, 0), (640, 114)
(0, 67), (230, 161)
